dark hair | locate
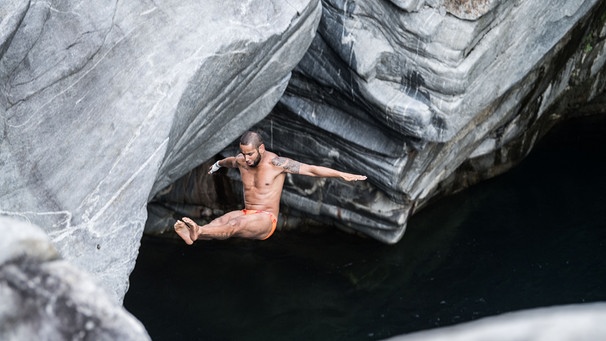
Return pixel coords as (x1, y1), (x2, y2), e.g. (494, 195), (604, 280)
(239, 131), (264, 148)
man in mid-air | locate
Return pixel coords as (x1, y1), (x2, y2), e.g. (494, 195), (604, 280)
(174, 131), (367, 244)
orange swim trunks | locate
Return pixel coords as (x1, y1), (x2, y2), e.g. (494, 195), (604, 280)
(242, 209), (278, 240)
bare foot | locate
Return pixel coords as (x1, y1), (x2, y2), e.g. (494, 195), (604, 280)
(182, 217), (201, 242)
(174, 220), (194, 245)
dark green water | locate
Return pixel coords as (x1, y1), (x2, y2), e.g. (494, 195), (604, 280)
(124, 117), (606, 340)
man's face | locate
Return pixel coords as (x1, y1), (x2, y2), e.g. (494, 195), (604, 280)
(240, 143), (262, 167)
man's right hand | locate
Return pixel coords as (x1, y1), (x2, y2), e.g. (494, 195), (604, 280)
(208, 161), (222, 174)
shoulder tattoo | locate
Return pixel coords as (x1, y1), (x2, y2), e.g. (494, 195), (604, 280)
(272, 157), (300, 174)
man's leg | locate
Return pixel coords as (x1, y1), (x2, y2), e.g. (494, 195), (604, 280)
(174, 211), (243, 245)
(175, 211), (273, 243)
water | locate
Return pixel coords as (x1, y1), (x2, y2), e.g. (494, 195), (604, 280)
(124, 117), (606, 340)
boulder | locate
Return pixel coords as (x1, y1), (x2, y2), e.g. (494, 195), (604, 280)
(0, 216), (150, 340)
(0, 0), (321, 302)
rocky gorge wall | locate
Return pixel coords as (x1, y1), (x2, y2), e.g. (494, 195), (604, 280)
(259, 0), (606, 243)
(150, 0), (606, 244)
(1, 0), (605, 308)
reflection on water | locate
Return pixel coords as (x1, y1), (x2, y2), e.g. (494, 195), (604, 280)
(124, 118), (606, 340)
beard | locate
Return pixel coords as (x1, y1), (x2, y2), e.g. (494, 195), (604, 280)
(249, 152), (262, 167)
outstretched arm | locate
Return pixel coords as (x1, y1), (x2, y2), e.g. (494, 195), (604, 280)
(208, 156), (239, 174)
(272, 157), (367, 181)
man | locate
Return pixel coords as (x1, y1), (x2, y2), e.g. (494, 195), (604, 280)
(174, 131), (367, 244)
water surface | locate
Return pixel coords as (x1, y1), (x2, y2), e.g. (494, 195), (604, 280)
(124, 117), (606, 340)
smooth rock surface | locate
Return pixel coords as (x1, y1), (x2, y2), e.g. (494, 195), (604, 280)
(387, 303), (606, 341)
(0, 0), (321, 302)
(0, 217), (150, 341)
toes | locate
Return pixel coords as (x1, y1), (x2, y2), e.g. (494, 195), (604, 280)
(182, 217), (195, 228)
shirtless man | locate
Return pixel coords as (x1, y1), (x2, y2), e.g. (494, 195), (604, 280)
(174, 131), (367, 244)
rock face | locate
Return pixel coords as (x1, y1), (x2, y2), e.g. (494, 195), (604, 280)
(240, 0), (606, 242)
(0, 0), (321, 302)
(147, 0), (606, 243)
(2, 0), (605, 309)
(0, 217), (150, 341)
(387, 303), (606, 341)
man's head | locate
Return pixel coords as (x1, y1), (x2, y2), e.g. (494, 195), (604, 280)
(239, 131), (265, 167)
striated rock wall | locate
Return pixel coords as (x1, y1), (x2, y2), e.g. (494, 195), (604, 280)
(0, 0), (321, 302)
(246, 0), (606, 242)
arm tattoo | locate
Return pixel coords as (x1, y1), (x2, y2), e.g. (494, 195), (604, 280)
(272, 157), (300, 174)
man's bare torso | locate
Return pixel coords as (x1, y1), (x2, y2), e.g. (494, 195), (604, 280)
(236, 150), (286, 216)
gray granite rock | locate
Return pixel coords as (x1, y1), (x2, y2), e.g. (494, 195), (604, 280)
(2, 0), (605, 312)
(147, 1), (606, 244)
(0, 216), (150, 341)
(0, 0), (321, 302)
(248, 0), (606, 242)
(387, 303), (606, 341)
